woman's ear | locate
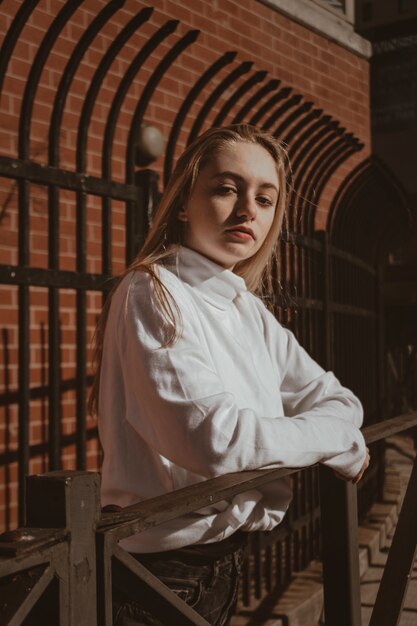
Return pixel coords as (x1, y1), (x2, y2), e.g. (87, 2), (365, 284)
(177, 207), (188, 222)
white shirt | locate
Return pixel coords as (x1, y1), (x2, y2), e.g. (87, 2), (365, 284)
(99, 245), (366, 553)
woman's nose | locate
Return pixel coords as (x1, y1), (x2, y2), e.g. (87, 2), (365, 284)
(235, 194), (257, 220)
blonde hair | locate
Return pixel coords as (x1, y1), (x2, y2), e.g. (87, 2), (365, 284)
(89, 124), (289, 415)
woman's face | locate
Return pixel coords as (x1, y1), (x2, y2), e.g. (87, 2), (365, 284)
(179, 141), (279, 269)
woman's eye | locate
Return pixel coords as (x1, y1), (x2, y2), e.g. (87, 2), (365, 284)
(216, 185), (237, 195)
(256, 196), (273, 206)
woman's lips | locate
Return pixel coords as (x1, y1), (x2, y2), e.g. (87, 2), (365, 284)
(226, 228), (255, 240)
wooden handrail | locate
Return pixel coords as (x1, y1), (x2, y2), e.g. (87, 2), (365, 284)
(97, 412), (417, 538)
(0, 411), (416, 626)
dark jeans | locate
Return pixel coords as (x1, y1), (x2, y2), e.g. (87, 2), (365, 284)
(113, 543), (245, 626)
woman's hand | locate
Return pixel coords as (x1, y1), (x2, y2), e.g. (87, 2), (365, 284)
(333, 447), (370, 484)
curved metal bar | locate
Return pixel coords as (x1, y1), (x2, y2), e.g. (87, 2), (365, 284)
(103, 20), (180, 181)
(299, 134), (352, 234)
(262, 94), (302, 131)
(291, 119), (339, 176)
(102, 19), (183, 276)
(336, 164), (409, 263)
(331, 164), (372, 248)
(187, 60), (253, 146)
(164, 51), (237, 185)
(288, 119), (338, 228)
(327, 158), (369, 237)
(274, 101), (313, 142)
(335, 168), (376, 259)
(249, 86), (291, 126)
(15, 1), (82, 487)
(314, 140), (362, 209)
(46, 5), (124, 464)
(126, 28), (199, 184)
(288, 114), (330, 164)
(49, 0), (124, 166)
(212, 70), (267, 127)
(76, 6), (153, 172)
(0, 0), (41, 101)
(292, 125), (343, 231)
(18, 0), (83, 159)
(231, 78), (280, 124)
(306, 140), (360, 234)
(333, 165), (391, 261)
(282, 107), (322, 147)
(71, 6), (152, 469)
(124, 29), (198, 265)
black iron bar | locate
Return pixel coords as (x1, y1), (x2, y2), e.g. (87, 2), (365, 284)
(18, 1), (83, 160)
(76, 6), (154, 172)
(0, 0), (40, 98)
(376, 265), (386, 498)
(321, 232), (332, 369)
(48, 196), (61, 471)
(277, 102), (316, 143)
(313, 142), (363, 222)
(287, 114), (331, 170)
(307, 142), (363, 234)
(254, 533), (262, 598)
(17, 178), (30, 525)
(101, 18), (180, 270)
(0, 264), (112, 290)
(249, 86), (291, 127)
(104, 20), (180, 183)
(188, 61), (254, 145)
(231, 78), (280, 124)
(327, 160), (368, 237)
(15, 0), (82, 521)
(75, 194), (87, 469)
(0, 156), (138, 200)
(262, 93), (302, 131)
(125, 29), (199, 264)
(164, 51), (237, 185)
(0, 427), (98, 466)
(290, 121), (340, 212)
(293, 128), (343, 232)
(212, 70), (267, 127)
(49, 0), (124, 167)
(127, 29), (200, 178)
(2, 328), (11, 529)
(329, 244), (376, 274)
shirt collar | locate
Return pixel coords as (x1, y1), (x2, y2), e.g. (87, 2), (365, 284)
(164, 246), (247, 310)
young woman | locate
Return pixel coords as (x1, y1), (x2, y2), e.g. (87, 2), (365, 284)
(91, 124), (369, 626)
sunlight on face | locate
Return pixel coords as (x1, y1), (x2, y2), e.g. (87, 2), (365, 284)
(179, 142), (279, 269)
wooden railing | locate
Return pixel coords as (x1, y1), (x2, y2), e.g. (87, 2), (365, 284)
(0, 411), (416, 626)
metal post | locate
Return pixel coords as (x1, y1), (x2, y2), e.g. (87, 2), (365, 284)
(26, 471), (100, 626)
(319, 231), (332, 370)
(126, 169), (159, 265)
(376, 263), (386, 499)
(319, 467), (362, 626)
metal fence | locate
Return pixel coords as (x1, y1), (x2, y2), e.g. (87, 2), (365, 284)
(0, 0), (394, 616)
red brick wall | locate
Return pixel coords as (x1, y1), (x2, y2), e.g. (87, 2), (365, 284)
(0, 0), (370, 530)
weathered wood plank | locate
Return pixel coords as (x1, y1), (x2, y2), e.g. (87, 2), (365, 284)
(319, 470), (362, 626)
(369, 454), (417, 626)
(112, 544), (211, 626)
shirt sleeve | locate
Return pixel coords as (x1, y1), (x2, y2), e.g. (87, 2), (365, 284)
(263, 309), (366, 476)
(115, 271), (366, 481)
